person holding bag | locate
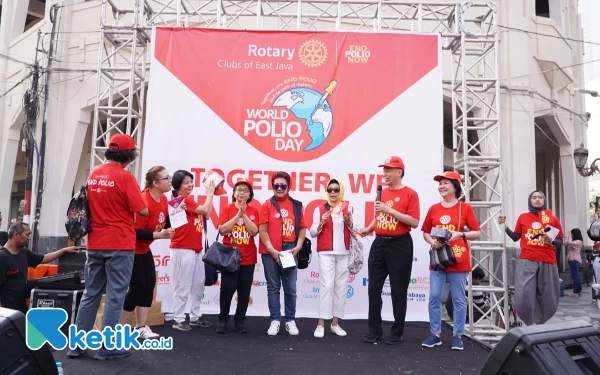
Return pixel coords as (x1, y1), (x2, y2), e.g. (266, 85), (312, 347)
(216, 179), (259, 334)
(421, 171), (480, 351)
(309, 178), (353, 338)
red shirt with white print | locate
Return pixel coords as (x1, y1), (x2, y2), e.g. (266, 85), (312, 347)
(374, 187), (420, 236)
(86, 163), (147, 250)
(218, 203), (259, 265)
(514, 211), (563, 264)
(134, 191), (168, 255)
(421, 201), (481, 272)
(169, 195), (204, 252)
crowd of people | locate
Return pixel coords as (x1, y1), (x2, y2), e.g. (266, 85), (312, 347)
(0, 133), (598, 360)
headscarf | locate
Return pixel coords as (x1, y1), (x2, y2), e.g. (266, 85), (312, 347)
(528, 190), (547, 214)
(326, 178), (345, 208)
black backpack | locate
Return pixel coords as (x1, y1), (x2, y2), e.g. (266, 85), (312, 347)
(65, 185), (92, 242)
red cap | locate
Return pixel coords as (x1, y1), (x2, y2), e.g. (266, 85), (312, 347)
(378, 156), (405, 170)
(433, 171), (461, 183)
(108, 134), (137, 151)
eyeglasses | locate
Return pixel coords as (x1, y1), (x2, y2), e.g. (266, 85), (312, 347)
(236, 188), (250, 193)
(156, 176), (171, 181)
(273, 183), (288, 191)
(327, 188), (340, 193)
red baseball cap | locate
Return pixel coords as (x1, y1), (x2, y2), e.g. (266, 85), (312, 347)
(378, 156), (405, 170)
(108, 133), (138, 151)
(433, 171), (461, 183)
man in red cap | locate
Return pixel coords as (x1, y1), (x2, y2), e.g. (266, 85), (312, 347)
(69, 133), (148, 360)
(359, 156), (420, 345)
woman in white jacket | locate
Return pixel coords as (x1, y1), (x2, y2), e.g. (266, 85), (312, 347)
(310, 178), (353, 338)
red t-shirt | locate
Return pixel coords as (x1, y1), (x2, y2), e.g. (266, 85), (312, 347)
(218, 203), (259, 265)
(169, 195), (204, 252)
(421, 202), (481, 272)
(259, 198), (306, 244)
(86, 164), (147, 250)
(514, 211), (563, 264)
(374, 187), (420, 236)
(134, 191), (168, 255)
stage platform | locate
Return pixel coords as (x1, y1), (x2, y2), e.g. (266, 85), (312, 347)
(53, 316), (490, 374)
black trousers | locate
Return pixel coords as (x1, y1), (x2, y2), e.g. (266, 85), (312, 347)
(123, 251), (156, 311)
(219, 264), (255, 323)
(367, 234), (414, 338)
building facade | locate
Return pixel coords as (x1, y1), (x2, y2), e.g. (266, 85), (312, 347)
(0, 0), (592, 257)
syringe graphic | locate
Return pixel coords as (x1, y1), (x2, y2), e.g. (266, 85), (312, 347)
(311, 80), (338, 118)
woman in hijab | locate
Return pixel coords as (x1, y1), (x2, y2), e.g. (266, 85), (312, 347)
(499, 191), (564, 325)
(309, 178), (354, 338)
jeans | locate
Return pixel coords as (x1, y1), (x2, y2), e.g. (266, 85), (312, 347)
(75, 250), (134, 332)
(569, 260), (582, 293)
(262, 242), (297, 322)
(367, 235), (414, 338)
(429, 270), (468, 336)
(219, 264), (255, 323)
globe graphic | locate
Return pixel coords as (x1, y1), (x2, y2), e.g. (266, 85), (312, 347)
(273, 88), (333, 151)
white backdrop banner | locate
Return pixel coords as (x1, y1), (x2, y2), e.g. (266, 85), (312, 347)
(144, 27), (442, 322)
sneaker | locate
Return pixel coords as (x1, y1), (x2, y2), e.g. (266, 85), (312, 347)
(234, 322), (248, 334)
(330, 325), (347, 337)
(67, 348), (87, 358)
(216, 320), (228, 334)
(362, 334), (383, 343)
(190, 316), (212, 328)
(451, 335), (464, 350)
(268, 320), (280, 336)
(314, 325), (325, 338)
(422, 334), (442, 348)
(385, 335), (403, 345)
(94, 348), (131, 360)
(137, 325), (160, 340)
(172, 322), (192, 331)
(285, 321), (299, 335)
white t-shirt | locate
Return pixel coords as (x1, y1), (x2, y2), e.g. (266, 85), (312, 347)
(310, 209), (348, 255)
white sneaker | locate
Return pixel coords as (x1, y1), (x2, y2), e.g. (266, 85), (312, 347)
(137, 325), (160, 339)
(331, 325), (347, 337)
(267, 320), (280, 336)
(286, 321), (299, 335)
(314, 325), (325, 338)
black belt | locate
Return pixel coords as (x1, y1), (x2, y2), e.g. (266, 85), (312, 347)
(376, 233), (410, 240)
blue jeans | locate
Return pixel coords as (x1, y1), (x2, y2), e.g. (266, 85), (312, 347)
(569, 260), (582, 293)
(262, 242), (297, 322)
(429, 270), (468, 336)
(75, 250), (134, 332)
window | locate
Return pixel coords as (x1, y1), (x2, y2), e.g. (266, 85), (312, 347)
(536, 0), (550, 18)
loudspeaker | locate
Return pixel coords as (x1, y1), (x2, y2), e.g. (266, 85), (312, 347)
(29, 289), (83, 338)
(0, 307), (58, 375)
(481, 320), (600, 375)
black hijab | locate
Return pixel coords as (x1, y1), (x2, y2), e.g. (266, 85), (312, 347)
(528, 190), (547, 214)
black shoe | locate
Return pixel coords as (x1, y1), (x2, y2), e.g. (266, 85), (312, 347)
(234, 322), (248, 334)
(190, 316), (213, 328)
(385, 336), (404, 345)
(216, 321), (228, 334)
(363, 334), (383, 343)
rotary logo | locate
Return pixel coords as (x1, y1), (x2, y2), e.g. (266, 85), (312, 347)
(532, 222), (542, 230)
(386, 200), (394, 208)
(158, 212), (165, 223)
(298, 40), (328, 67)
(280, 209), (289, 218)
(440, 215), (451, 225)
(237, 218), (244, 225)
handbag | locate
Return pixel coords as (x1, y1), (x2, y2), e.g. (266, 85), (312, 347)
(201, 216), (220, 286)
(429, 202), (462, 271)
(348, 231), (364, 275)
(202, 233), (241, 273)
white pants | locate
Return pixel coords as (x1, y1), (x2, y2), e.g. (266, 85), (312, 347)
(171, 249), (206, 323)
(318, 253), (349, 320)
(593, 256), (600, 284)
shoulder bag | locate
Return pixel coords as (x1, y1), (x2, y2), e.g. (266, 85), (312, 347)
(429, 201), (462, 271)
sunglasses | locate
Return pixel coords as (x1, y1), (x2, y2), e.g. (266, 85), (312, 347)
(327, 188), (340, 193)
(273, 183), (288, 191)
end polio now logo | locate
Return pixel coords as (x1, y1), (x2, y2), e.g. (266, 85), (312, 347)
(26, 308), (173, 351)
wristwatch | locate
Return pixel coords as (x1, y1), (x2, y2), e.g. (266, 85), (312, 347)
(462, 232), (466, 239)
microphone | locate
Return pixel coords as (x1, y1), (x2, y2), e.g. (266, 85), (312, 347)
(376, 185), (382, 202)
(172, 189), (179, 198)
(532, 227), (551, 240)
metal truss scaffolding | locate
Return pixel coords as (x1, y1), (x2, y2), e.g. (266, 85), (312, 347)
(92, 0), (505, 345)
